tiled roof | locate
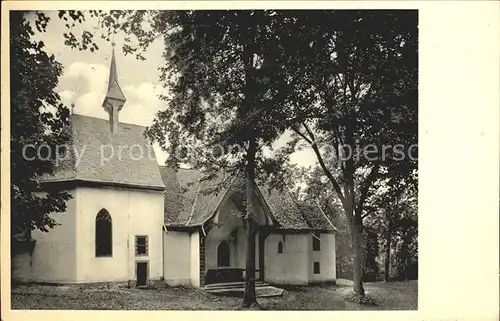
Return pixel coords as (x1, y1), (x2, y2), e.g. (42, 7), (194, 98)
(41, 114), (164, 190)
(298, 202), (338, 231)
(257, 185), (311, 229)
(158, 167), (336, 231)
(158, 167), (231, 226)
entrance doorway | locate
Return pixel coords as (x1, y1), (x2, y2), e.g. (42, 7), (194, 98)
(217, 240), (230, 267)
(136, 261), (148, 287)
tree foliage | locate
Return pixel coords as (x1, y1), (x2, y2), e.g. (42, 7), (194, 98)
(299, 164), (417, 283)
(366, 183), (418, 281)
(10, 11), (71, 241)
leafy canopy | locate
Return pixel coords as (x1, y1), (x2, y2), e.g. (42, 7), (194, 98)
(10, 12), (71, 236)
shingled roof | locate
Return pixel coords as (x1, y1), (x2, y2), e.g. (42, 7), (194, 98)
(42, 114), (164, 190)
(158, 167), (232, 227)
(158, 167), (336, 231)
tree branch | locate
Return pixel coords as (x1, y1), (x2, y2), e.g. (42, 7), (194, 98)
(293, 123), (346, 204)
(302, 122), (316, 144)
(292, 126), (312, 145)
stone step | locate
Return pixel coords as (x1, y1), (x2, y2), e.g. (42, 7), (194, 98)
(204, 281), (267, 290)
(204, 284), (284, 298)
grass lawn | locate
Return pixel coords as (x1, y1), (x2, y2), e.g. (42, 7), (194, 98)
(11, 280), (417, 310)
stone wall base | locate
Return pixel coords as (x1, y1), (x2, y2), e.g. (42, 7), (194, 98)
(12, 278), (167, 289)
(308, 279), (337, 286)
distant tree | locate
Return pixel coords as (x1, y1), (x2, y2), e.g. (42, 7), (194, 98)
(364, 181), (417, 282)
(10, 11), (71, 245)
(390, 187), (418, 281)
(363, 226), (380, 282)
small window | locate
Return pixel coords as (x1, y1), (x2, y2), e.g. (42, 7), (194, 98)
(312, 232), (321, 251)
(135, 236), (148, 256)
(314, 261), (320, 274)
(278, 241), (283, 254)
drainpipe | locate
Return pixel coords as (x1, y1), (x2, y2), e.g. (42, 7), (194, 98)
(127, 191), (131, 287)
(201, 223), (206, 237)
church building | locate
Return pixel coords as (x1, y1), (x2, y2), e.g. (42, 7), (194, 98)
(11, 47), (337, 288)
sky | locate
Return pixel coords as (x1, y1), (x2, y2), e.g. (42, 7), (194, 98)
(28, 11), (318, 168)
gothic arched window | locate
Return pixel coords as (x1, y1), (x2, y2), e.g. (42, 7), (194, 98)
(277, 241), (283, 254)
(95, 209), (112, 257)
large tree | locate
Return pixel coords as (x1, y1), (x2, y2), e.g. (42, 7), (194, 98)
(10, 11), (71, 244)
(114, 10), (311, 307)
(275, 10), (418, 296)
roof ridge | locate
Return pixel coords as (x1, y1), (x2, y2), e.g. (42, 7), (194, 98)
(315, 200), (338, 231)
(185, 179), (202, 226)
(157, 165), (200, 172)
(253, 183), (280, 227)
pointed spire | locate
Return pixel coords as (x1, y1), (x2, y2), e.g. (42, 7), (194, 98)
(105, 42), (126, 102)
(107, 42), (118, 92)
(102, 40), (126, 133)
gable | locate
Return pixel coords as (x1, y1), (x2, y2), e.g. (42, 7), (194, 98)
(212, 181), (274, 227)
(158, 167), (336, 232)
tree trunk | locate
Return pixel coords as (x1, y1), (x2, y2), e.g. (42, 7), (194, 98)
(243, 214), (257, 307)
(384, 228), (392, 282)
(402, 232), (411, 281)
(344, 193), (365, 297)
(351, 223), (365, 296)
(242, 138), (259, 308)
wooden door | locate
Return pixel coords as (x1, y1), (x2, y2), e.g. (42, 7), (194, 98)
(136, 261), (148, 287)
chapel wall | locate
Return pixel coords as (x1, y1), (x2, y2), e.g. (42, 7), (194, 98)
(263, 233), (309, 285)
(163, 230), (192, 286)
(27, 189), (78, 283)
(74, 186), (164, 284)
(308, 232), (337, 284)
